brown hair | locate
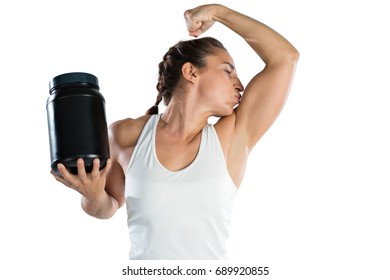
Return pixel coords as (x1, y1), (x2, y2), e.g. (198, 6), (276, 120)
(146, 37), (227, 115)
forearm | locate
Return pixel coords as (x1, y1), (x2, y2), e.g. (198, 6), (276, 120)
(81, 191), (119, 219)
(212, 5), (299, 64)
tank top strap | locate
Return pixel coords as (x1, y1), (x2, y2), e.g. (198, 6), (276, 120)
(126, 114), (161, 174)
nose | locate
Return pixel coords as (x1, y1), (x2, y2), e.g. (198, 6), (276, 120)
(234, 78), (244, 92)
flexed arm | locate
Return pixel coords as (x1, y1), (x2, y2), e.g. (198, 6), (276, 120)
(185, 4), (299, 149)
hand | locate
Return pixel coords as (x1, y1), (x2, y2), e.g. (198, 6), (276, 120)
(51, 158), (112, 201)
(184, 4), (219, 37)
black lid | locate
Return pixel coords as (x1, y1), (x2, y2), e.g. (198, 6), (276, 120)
(49, 72), (99, 92)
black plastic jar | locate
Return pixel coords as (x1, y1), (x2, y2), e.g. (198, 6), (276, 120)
(46, 72), (110, 176)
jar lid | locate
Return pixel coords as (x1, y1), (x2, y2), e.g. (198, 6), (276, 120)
(49, 72), (99, 92)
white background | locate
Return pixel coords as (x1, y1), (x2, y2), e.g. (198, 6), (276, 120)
(1, 0), (389, 279)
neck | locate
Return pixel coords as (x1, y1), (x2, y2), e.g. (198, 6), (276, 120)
(160, 99), (209, 140)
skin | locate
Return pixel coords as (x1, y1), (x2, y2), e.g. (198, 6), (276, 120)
(52, 4), (299, 219)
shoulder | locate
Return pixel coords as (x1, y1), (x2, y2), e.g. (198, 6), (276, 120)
(109, 115), (152, 149)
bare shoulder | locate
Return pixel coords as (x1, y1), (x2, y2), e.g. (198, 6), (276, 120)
(109, 115), (152, 149)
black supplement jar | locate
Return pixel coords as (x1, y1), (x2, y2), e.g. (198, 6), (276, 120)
(46, 72), (110, 176)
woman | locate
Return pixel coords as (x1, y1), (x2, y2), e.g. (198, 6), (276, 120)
(52, 4), (299, 259)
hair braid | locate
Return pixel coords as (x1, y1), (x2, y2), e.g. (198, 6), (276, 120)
(145, 37), (226, 115)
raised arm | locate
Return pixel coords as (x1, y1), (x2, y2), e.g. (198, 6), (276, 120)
(186, 4), (299, 149)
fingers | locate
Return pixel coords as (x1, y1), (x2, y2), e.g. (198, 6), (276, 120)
(57, 162), (73, 182)
(55, 160), (85, 190)
(91, 158), (100, 178)
(183, 9), (191, 19)
(51, 158), (110, 187)
(184, 7), (215, 37)
(77, 158), (87, 178)
(101, 158), (112, 177)
(50, 169), (67, 184)
(50, 158), (111, 200)
(52, 164), (73, 188)
(184, 9), (200, 34)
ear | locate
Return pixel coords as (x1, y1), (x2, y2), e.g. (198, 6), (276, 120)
(181, 62), (198, 83)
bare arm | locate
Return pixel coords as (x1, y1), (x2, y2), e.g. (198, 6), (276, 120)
(218, 6), (299, 148)
(51, 123), (126, 219)
(186, 4), (299, 149)
(52, 158), (120, 219)
(185, 4), (299, 187)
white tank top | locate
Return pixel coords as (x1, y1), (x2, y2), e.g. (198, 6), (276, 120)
(125, 114), (237, 260)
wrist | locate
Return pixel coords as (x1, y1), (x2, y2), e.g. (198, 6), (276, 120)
(211, 4), (230, 21)
(82, 190), (107, 206)
(81, 191), (118, 219)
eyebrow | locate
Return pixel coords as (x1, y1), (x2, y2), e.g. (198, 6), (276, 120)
(223, 62), (236, 72)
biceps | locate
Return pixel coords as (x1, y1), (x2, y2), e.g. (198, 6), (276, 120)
(106, 160), (126, 208)
(235, 62), (298, 148)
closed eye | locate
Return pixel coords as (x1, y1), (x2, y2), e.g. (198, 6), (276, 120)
(222, 62), (236, 76)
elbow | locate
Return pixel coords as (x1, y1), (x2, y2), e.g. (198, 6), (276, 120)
(282, 47), (300, 69)
(267, 46), (300, 67)
(290, 47), (300, 63)
(284, 45), (300, 65)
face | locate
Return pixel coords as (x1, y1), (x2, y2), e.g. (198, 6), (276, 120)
(196, 49), (244, 117)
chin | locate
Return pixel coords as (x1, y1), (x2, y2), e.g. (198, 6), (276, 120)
(215, 109), (234, 118)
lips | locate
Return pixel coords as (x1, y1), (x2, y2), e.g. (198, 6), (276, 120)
(235, 93), (242, 104)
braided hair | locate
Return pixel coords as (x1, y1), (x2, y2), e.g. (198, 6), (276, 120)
(146, 37), (226, 115)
